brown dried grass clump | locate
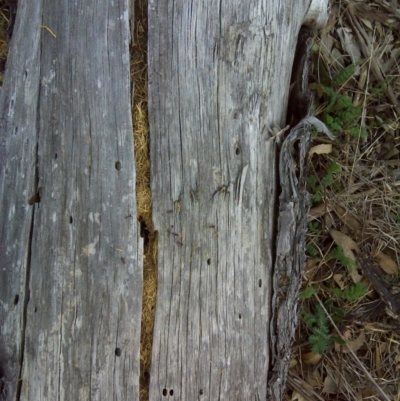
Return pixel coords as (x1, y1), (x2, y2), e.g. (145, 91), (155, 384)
(131, 1), (157, 400)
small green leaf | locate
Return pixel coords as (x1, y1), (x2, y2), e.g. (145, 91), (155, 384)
(331, 336), (346, 345)
(299, 286), (315, 299)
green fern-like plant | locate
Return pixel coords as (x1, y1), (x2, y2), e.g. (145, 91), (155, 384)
(307, 162), (341, 202)
(327, 246), (355, 272)
(302, 304), (331, 354)
(305, 244), (319, 257)
(299, 285), (315, 299)
(312, 62), (366, 139)
(330, 282), (368, 302)
(332, 63), (358, 87)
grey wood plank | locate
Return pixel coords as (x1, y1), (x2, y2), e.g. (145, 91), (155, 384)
(0, 0), (143, 400)
(148, 1), (313, 399)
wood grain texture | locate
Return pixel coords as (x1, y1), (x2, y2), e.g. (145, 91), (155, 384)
(0, 0), (142, 400)
(148, 1), (311, 399)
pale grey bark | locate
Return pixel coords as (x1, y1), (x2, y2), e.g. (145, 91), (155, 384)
(147, 1), (321, 400)
(0, 1), (143, 400)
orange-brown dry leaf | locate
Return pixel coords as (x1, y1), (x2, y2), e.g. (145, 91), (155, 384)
(335, 205), (361, 232)
(375, 251), (399, 275)
(301, 352), (322, 366)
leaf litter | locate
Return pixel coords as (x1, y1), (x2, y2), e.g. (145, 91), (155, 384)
(290, 1), (400, 400)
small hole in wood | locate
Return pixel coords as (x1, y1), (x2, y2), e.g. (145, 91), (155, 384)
(259, 279), (262, 288)
(207, 258), (211, 265)
(235, 147), (240, 155)
(34, 306), (37, 313)
(238, 313), (242, 319)
(199, 389), (204, 395)
(69, 216), (73, 224)
(54, 153), (58, 159)
(115, 161), (122, 171)
(162, 388), (168, 396)
(115, 347), (122, 357)
(13, 126), (18, 136)
(24, 70), (28, 80)
(13, 294), (19, 305)
(169, 389), (174, 396)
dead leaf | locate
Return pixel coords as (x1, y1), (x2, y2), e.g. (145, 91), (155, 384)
(324, 212), (334, 230)
(375, 251), (399, 275)
(375, 342), (389, 378)
(361, 387), (376, 399)
(335, 205), (361, 231)
(333, 274), (345, 289)
(330, 229), (360, 254)
(309, 202), (332, 221)
(337, 27), (362, 68)
(291, 391), (307, 401)
(349, 2), (400, 31)
(322, 372), (338, 394)
(309, 144), (332, 156)
(335, 330), (365, 353)
(301, 352), (321, 366)
(329, 229), (362, 282)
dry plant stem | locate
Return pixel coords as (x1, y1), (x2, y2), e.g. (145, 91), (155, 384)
(313, 293), (391, 401)
(347, 11), (400, 115)
(286, 375), (326, 401)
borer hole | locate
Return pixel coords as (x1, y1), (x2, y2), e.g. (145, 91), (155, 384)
(259, 279), (262, 288)
(13, 294), (19, 305)
(169, 389), (174, 396)
(115, 161), (122, 171)
(238, 313), (242, 319)
(34, 306), (37, 313)
(207, 258), (211, 265)
(115, 347), (122, 357)
(54, 153), (58, 159)
(235, 147), (240, 155)
(69, 216), (73, 224)
(162, 388), (168, 396)
(199, 389), (204, 395)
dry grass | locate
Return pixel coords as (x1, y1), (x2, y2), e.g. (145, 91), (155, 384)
(130, 1), (157, 400)
(289, 1), (400, 400)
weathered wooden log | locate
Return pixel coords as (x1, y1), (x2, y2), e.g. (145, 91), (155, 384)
(148, 0), (328, 400)
(0, 1), (143, 400)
